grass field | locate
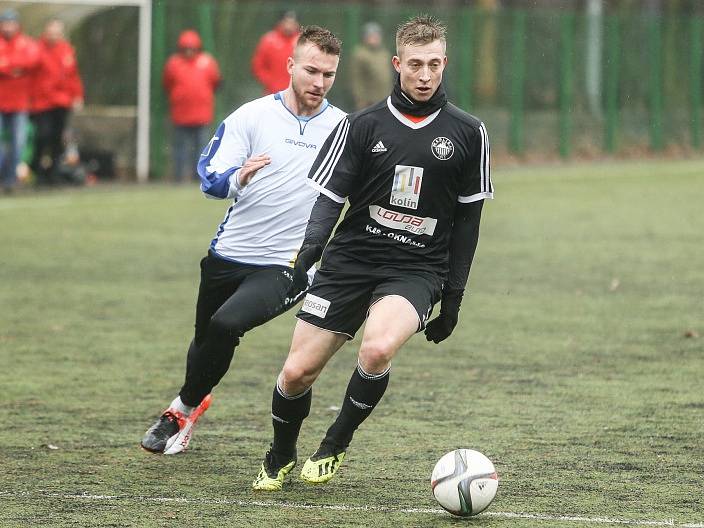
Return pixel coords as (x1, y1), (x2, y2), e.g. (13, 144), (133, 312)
(1, 159), (702, 528)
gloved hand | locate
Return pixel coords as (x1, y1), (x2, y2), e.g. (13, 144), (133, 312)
(286, 243), (323, 301)
(424, 288), (464, 344)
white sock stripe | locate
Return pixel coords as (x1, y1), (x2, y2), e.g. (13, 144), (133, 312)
(271, 413), (289, 424)
(356, 362), (390, 380)
(276, 380), (311, 401)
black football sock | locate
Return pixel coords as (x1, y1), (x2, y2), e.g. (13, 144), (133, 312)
(271, 380), (311, 460)
(322, 363), (390, 451)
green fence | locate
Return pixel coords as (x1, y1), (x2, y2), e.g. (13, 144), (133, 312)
(72, 2), (704, 178)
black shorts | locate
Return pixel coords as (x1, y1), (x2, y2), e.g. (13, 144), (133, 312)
(296, 268), (442, 339)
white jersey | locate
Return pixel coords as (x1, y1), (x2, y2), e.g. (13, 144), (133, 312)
(197, 93), (345, 268)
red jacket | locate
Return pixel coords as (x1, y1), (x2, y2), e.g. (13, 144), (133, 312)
(163, 51), (221, 126)
(0, 32), (40, 112)
(250, 28), (299, 94)
(31, 38), (83, 113)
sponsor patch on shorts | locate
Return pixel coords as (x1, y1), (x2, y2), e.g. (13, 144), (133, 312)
(301, 293), (331, 319)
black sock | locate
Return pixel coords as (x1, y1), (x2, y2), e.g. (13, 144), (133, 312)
(271, 381), (311, 459)
(322, 363), (390, 451)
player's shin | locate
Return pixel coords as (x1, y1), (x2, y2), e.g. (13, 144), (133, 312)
(271, 380), (312, 459)
(322, 362), (390, 450)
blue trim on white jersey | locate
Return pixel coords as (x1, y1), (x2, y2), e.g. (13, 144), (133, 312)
(198, 121), (240, 198)
(274, 91), (331, 134)
(210, 202), (235, 249)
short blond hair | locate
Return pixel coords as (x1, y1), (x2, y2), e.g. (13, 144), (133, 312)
(296, 25), (342, 56)
(395, 15), (446, 55)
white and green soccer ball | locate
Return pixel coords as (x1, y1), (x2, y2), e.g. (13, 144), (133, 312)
(431, 448), (499, 517)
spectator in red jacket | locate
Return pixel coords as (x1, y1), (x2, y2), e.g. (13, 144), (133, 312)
(251, 11), (300, 95)
(0, 9), (39, 193)
(163, 29), (221, 182)
(30, 18), (84, 186)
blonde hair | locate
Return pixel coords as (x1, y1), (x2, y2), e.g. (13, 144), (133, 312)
(395, 15), (446, 55)
(296, 25), (342, 56)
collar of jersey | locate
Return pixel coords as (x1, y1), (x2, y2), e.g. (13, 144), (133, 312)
(386, 97), (442, 129)
(275, 91), (330, 124)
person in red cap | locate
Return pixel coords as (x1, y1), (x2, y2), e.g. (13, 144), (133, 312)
(30, 18), (84, 186)
(251, 11), (300, 94)
(0, 8), (39, 193)
(163, 29), (221, 182)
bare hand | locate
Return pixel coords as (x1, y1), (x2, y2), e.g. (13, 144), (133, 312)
(238, 154), (271, 187)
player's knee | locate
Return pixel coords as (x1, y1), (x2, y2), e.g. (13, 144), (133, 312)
(208, 313), (244, 341)
(280, 362), (316, 393)
(359, 339), (396, 372)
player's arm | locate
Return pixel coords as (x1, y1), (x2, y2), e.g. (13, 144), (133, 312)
(287, 194), (344, 295)
(426, 122), (492, 344)
(425, 201), (483, 344)
(197, 115), (268, 200)
(287, 116), (359, 296)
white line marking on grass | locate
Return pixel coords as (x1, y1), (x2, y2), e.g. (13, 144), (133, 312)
(1, 490), (701, 527)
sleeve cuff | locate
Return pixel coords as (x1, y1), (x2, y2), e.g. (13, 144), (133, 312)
(306, 178), (346, 204)
(458, 191), (493, 203)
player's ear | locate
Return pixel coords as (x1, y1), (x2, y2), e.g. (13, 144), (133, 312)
(286, 56), (295, 76)
(392, 55), (401, 73)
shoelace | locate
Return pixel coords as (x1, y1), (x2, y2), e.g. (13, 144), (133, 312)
(161, 410), (186, 427)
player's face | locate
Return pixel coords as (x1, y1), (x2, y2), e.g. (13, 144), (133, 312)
(393, 40), (447, 102)
(288, 42), (339, 115)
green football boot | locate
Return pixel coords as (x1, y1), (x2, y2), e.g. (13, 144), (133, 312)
(300, 444), (346, 484)
(252, 450), (297, 491)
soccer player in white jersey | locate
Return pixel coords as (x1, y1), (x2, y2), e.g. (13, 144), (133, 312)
(252, 15), (492, 491)
(141, 26), (345, 455)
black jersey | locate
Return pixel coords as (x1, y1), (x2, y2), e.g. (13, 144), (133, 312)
(306, 97), (492, 277)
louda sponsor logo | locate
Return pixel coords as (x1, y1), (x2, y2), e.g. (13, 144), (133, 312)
(369, 205), (437, 236)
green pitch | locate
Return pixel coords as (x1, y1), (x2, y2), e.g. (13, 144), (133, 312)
(1, 159), (702, 527)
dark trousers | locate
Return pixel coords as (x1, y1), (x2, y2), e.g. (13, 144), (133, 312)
(179, 251), (297, 407)
(30, 107), (69, 185)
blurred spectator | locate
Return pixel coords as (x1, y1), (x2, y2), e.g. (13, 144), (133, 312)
(350, 22), (393, 111)
(251, 10), (300, 94)
(0, 8), (39, 193)
(30, 18), (84, 187)
(163, 29), (221, 182)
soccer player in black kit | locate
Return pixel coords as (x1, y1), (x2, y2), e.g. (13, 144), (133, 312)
(252, 15), (493, 491)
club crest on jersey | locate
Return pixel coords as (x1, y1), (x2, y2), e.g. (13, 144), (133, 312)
(391, 165), (423, 210)
(431, 136), (454, 160)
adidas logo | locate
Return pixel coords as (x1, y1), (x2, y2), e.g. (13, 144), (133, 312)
(371, 141), (387, 153)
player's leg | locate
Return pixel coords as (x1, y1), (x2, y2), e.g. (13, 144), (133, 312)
(253, 320), (347, 491)
(141, 253), (247, 454)
(180, 263), (294, 405)
(300, 295), (419, 484)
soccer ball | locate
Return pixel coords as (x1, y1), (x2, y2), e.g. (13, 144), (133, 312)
(431, 448), (499, 516)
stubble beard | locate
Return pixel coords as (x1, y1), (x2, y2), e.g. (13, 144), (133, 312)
(291, 78), (324, 115)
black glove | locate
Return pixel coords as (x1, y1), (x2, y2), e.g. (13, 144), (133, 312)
(424, 288), (464, 344)
(286, 243), (323, 301)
